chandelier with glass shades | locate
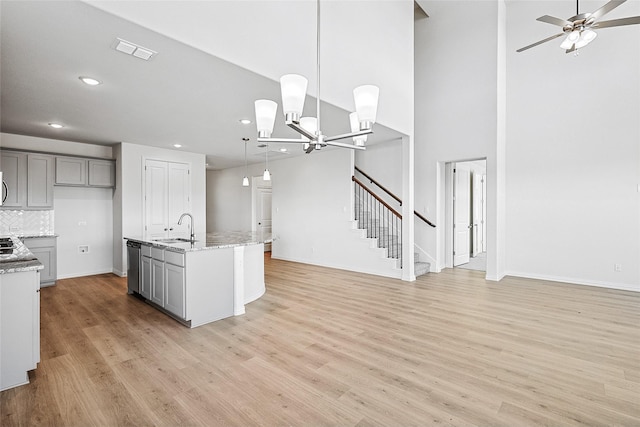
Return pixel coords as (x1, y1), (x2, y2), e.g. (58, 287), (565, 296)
(254, 0), (379, 153)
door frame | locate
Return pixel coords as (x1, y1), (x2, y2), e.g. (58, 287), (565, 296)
(444, 158), (487, 269)
(251, 176), (272, 251)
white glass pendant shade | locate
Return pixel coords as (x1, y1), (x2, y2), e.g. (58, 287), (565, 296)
(353, 85), (379, 126)
(560, 30), (580, 49)
(255, 100), (278, 137)
(349, 112), (367, 146)
(242, 176), (249, 187)
(575, 29), (597, 49)
(299, 117), (318, 141)
(280, 74), (308, 117)
(263, 169), (271, 181)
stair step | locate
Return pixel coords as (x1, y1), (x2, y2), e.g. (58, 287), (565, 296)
(415, 262), (430, 277)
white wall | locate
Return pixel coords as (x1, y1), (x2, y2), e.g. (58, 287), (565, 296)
(415, 1), (499, 273)
(1, 133), (115, 278)
(54, 186), (113, 278)
(355, 139), (403, 201)
(206, 162), (266, 232)
(504, 1), (640, 291)
(114, 142), (206, 275)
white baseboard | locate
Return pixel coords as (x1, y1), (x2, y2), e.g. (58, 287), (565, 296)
(504, 270), (639, 292)
(57, 268), (117, 280)
(271, 254), (403, 280)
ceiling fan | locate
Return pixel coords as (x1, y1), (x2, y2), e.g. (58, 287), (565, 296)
(517, 0), (640, 53)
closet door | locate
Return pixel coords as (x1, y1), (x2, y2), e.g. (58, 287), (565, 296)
(167, 162), (191, 238)
(144, 160), (191, 239)
(145, 160), (169, 238)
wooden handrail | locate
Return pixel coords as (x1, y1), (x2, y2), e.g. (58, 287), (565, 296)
(355, 166), (402, 205)
(352, 176), (402, 219)
(354, 167), (436, 228)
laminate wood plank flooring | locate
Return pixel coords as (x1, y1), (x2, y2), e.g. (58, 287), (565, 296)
(2, 255), (639, 426)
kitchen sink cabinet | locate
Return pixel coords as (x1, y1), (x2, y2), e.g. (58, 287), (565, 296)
(140, 249), (152, 300)
(150, 258), (165, 307)
(164, 261), (185, 318)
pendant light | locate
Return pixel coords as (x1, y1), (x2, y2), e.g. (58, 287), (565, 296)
(254, 0), (379, 153)
(263, 143), (271, 181)
(242, 137), (250, 187)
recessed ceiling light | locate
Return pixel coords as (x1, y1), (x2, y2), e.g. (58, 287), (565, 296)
(239, 119), (252, 125)
(280, 148), (288, 152)
(48, 123), (64, 129)
(173, 144), (182, 148)
(79, 76), (101, 86)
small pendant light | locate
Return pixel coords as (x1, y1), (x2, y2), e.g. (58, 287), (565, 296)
(263, 142), (271, 181)
(242, 138), (250, 187)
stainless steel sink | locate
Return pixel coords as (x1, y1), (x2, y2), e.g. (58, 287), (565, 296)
(153, 238), (196, 244)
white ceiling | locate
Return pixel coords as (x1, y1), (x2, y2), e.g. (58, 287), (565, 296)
(0, 1), (403, 170)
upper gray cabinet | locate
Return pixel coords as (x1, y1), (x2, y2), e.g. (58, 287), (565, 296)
(1, 150), (54, 210)
(55, 156), (86, 186)
(55, 156), (115, 188)
(0, 151), (27, 207)
(26, 154), (54, 209)
(88, 159), (115, 187)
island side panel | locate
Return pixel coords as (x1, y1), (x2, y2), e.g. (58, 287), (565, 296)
(243, 243), (265, 304)
(185, 248), (234, 328)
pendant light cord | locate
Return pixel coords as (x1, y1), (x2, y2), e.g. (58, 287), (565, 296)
(316, 0), (321, 132)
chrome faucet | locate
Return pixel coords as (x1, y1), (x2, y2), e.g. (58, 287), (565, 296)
(178, 213), (195, 242)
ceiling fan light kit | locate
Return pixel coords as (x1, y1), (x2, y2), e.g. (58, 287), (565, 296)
(517, 0), (640, 54)
(254, 0), (379, 153)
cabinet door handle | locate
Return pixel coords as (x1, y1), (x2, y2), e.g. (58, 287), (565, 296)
(169, 228), (174, 231)
(164, 228), (168, 231)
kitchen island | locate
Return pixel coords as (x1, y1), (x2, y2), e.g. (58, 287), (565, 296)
(124, 231), (271, 328)
(0, 236), (42, 391)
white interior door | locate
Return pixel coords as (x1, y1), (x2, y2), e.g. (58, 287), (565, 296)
(453, 164), (471, 266)
(253, 177), (272, 252)
(145, 160), (168, 238)
(167, 162), (191, 238)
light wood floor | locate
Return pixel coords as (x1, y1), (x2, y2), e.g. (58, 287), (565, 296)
(2, 255), (639, 426)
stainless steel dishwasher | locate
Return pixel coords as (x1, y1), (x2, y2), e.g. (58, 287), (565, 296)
(126, 240), (141, 294)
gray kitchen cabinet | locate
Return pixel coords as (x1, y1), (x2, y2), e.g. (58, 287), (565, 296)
(88, 159), (115, 187)
(164, 251), (185, 318)
(27, 154), (54, 209)
(0, 151), (27, 208)
(55, 156), (115, 188)
(55, 156), (87, 186)
(140, 244), (152, 300)
(150, 247), (165, 307)
(21, 236), (57, 287)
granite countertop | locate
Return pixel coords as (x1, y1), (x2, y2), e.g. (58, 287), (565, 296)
(125, 231), (273, 253)
(0, 235), (44, 274)
(20, 234), (58, 239)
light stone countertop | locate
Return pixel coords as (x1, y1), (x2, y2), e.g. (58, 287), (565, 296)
(0, 235), (44, 274)
(125, 231), (273, 253)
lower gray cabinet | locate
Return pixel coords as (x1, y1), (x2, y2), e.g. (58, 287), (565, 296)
(21, 236), (57, 287)
(140, 254), (152, 300)
(164, 254), (185, 318)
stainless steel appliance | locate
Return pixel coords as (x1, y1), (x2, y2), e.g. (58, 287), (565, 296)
(1, 171), (7, 205)
(126, 240), (141, 294)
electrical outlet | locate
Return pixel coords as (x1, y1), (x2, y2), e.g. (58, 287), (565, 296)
(614, 263), (622, 272)
(79, 245), (89, 253)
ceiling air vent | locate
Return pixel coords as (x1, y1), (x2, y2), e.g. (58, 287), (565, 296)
(114, 38), (157, 61)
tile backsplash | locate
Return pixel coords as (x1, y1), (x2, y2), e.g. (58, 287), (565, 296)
(0, 210), (55, 236)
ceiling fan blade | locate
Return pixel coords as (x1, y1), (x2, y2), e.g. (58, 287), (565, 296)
(593, 16), (640, 28)
(536, 15), (572, 27)
(516, 33), (565, 52)
(589, 0), (626, 21)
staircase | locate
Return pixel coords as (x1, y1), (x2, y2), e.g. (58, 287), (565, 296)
(354, 186), (430, 277)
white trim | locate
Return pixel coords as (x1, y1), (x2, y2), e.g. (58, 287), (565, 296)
(271, 255), (403, 280)
(504, 270), (639, 293)
(57, 268), (115, 280)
